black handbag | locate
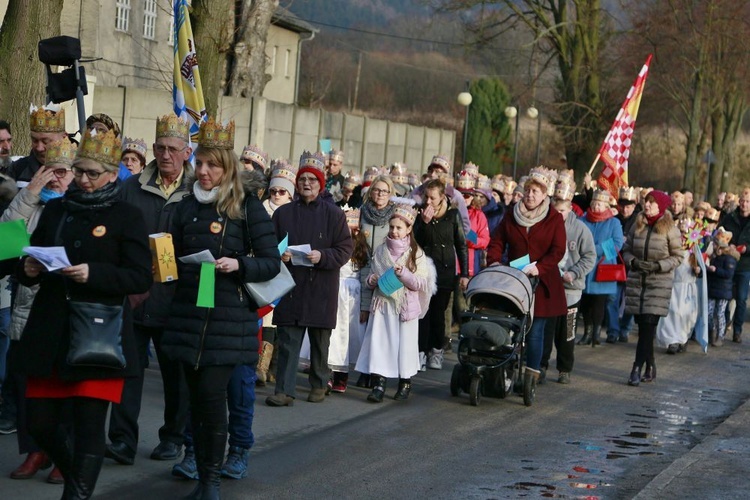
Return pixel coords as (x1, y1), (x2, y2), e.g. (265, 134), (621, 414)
(67, 300), (127, 369)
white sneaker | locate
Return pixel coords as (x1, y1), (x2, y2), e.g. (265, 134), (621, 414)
(427, 348), (444, 370)
(419, 352), (427, 372)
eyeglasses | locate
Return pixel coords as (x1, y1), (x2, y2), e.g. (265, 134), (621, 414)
(72, 166), (106, 180)
(298, 176), (319, 185)
(370, 188), (390, 196)
(51, 167), (72, 178)
(154, 144), (187, 155)
(269, 189), (287, 196)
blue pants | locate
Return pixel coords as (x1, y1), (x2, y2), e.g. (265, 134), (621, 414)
(525, 317), (547, 371)
(605, 285), (634, 338)
(733, 270), (750, 336)
(226, 364), (255, 450)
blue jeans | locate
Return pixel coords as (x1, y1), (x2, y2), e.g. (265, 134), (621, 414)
(227, 364), (255, 450)
(733, 270), (750, 336)
(0, 307), (10, 387)
(606, 285), (634, 338)
(526, 317), (547, 371)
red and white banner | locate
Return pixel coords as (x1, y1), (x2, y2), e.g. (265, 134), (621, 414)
(596, 54), (652, 199)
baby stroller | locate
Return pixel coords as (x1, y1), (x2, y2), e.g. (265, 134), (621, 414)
(450, 266), (536, 406)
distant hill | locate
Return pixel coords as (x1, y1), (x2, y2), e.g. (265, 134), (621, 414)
(284, 0), (431, 30)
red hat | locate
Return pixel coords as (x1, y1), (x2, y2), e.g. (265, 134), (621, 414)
(647, 190), (672, 218)
(297, 151), (326, 187)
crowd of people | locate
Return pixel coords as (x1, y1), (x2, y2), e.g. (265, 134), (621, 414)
(0, 105), (749, 499)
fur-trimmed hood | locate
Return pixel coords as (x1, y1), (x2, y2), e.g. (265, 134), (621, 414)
(0, 173), (17, 205)
(724, 245), (741, 261)
(634, 210), (675, 235)
(240, 168), (268, 196)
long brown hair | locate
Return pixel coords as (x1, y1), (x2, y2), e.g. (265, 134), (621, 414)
(194, 145), (244, 220)
(351, 229), (369, 269)
(405, 234), (422, 273)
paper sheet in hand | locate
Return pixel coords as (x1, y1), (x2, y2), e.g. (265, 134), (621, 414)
(509, 254), (531, 271)
(377, 268), (404, 296)
(0, 219), (30, 259)
(22, 246), (71, 272)
(278, 233), (289, 256)
(288, 244), (313, 267)
(601, 238), (617, 262)
(522, 261), (538, 273)
(179, 250), (215, 264)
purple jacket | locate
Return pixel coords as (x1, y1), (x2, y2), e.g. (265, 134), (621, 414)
(272, 196), (353, 329)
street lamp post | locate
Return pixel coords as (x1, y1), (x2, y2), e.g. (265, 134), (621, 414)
(504, 104), (540, 179)
(457, 82), (472, 166)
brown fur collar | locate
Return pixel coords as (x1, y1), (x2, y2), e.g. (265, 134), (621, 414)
(724, 246), (741, 261)
(634, 210), (675, 235)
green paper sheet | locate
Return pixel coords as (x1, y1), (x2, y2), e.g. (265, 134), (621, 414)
(197, 262), (215, 308)
(0, 219), (30, 260)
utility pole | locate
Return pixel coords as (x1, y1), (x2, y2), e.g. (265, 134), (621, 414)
(352, 51), (362, 112)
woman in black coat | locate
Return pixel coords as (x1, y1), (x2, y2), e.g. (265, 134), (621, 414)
(413, 178), (469, 371)
(161, 120), (280, 499)
(17, 129), (152, 498)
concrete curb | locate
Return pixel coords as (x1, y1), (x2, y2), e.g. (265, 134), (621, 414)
(633, 396), (750, 499)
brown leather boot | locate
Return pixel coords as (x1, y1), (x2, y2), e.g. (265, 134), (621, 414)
(10, 452), (52, 479)
(255, 341), (273, 386)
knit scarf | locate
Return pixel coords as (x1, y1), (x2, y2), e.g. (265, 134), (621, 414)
(193, 182), (219, 205)
(586, 209), (614, 223)
(361, 200), (397, 227)
(64, 179), (121, 212)
(513, 196), (550, 228)
(646, 213), (662, 226)
(369, 236), (414, 315)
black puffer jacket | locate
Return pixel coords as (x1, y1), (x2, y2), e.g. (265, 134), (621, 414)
(162, 172), (280, 368)
(414, 206), (469, 289)
(707, 249), (739, 300)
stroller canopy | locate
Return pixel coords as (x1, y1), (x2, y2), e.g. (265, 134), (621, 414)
(465, 266), (534, 316)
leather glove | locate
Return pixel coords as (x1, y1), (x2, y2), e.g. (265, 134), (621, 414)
(632, 258), (660, 273)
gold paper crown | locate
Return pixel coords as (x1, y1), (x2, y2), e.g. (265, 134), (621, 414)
(705, 207), (720, 222)
(619, 186), (638, 202)
(122, 137), (147, 159)
(45, 137), (77, 167)
(592, 189), (612, 204)
(390, 162), (408, 184)
(429, 155), (451, 173)
(456, 170), (476, 192)
(671, 191), (685, 202)
(299, 150), (326, 171)
(363, 166), (381, 183)
(329, 149), (344, 162)
(242, 145), (269, 169)
(29, 104), (66, 133)
(343, 172), (362, 190)
(463, 162), (480, 178)
(695, 201), (712, 213)
(344, 207), (360, 227)
(393, 203), (418, 226)
(476, 174), (491, 191)
(77, 129), (122, 167)
(554, 169), (576, 201)
(505, 180), (518, 195)
(156, 114), (190, 141)
(271, 167), (297, 185)
(198, 118), (235, 150)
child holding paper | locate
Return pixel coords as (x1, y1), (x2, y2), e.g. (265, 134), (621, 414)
(355, 202), (436, 402)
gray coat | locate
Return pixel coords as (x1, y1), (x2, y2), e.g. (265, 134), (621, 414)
(558, 211), (597, 306)
(359, 213), (391, 312)
(622, 211), (684, 317)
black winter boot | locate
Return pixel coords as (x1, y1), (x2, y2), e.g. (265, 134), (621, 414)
(367, 375), (386, 403)
(627, 364), (641, 387)
(184, 425), (204, 500)
(641, 362), (656, 383)
(355, 373), (371, 388)
(577, 325), (593, 345)
(196, 425), (226, 500)
(591, 326), (601, 347)
(62, 453), (104, 499)
(393, 379), (411, 401)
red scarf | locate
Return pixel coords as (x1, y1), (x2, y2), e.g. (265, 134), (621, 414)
(585, 209), (614, 223)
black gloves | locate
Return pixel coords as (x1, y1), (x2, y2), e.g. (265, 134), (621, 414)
(631, 258), (660, 273)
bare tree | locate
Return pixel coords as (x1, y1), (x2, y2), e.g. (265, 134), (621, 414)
(0, 0), (65, 153)
(191, 0), (234, 116)
(226, 0), (279, 97)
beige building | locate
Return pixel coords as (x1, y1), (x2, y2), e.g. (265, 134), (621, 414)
(0, 0), (315, 104)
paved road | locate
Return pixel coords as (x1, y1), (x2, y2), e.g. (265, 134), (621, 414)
(1, 333), (749, 499)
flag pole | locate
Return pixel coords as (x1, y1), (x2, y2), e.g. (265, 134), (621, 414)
(587, 153), (601, 177)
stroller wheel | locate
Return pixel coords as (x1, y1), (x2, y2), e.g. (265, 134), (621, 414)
(450, 364), (461, 397)
(469, 376), (482, 406)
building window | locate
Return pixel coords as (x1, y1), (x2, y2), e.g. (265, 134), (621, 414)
(271, 46), (278, 75)
(284, 49), (291, 78)
(167, 11), (174, 46)
(115, 0), (130, 32)
(143, 0), (157, 40)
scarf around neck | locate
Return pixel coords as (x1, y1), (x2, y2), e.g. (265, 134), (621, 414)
(586, 209), (614, 223)
(64, 179), (121, 212)
(361, 200), (396, 227)
(193, 181), (219, 205)
(514, 196), (550, 228)
(385, 235), (410, 262)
